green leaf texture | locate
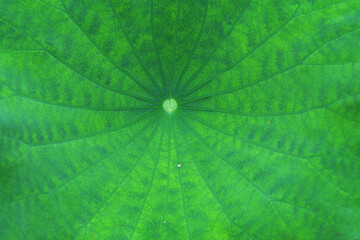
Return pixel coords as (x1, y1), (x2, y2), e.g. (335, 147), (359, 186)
(1, 0), (360, 239)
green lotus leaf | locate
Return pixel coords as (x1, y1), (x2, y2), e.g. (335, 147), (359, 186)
(1, 0), (360, 239)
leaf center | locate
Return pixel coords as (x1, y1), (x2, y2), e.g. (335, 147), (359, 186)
(163, 98), (177, 113)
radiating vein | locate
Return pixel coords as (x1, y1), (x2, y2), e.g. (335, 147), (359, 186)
(1, 84), (158, 111)
(274, 199), (332, 226)
(80, 115), (162, 238)
(61, 0), (162, 101)
(179, 92), (360, 117)
(169, 0), (181, 98)
(29, 110), (160, 147)
(50, 113), (160, 196)
(108, 0), (164, 99)
(159, 117), (173, 240)
(0, 18), (159, 105)
(36, 0), (65, 13)
(26, 112), (161, 236)
(179, 6), (304, 100)
(150, 0), (167, 97)
(176, 116), (254, 240)
(294, 0), (349, 18)
(326, 107), (360, 123)
(129, 119), (166, 240)
(178, 113), (289, 231)
(180, 25), (360, 103)
(17, 96), (157, 111)
(174, 0), (252, 98)
(181, 111), (359, 204)
(172, 121), (191, 240)
(0, 135), (29, 146)
(172, 0), (209, 95)
(1, 111), (159, 149)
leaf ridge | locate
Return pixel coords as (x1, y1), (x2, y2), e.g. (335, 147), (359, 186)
(80, 115), (162, 238)
(129, 119), (166, 240)
(169, 0), (181, 98)
(150, 0), (167, 97)
(108, 0), (164, 99)
(179, 4), (304, 100)
(0, 18), (159, 105)
(180, 25), (360, 103)
(172, 0), (209, 96)
(2, 89), (158, 111)
(172, 122), (191, 240)
(29, 110), (160, 147)
(176, 116), (254, 240)
(26, 113), (161, 236)
(181, 111), (359, 204)
(179, 113), (289, 231)
(61, 0), (162, 101)
(174, 0), (252, 98)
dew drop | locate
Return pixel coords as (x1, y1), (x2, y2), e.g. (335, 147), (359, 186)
(163, 221), (167, 224)
(177, 163), (182, 168)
